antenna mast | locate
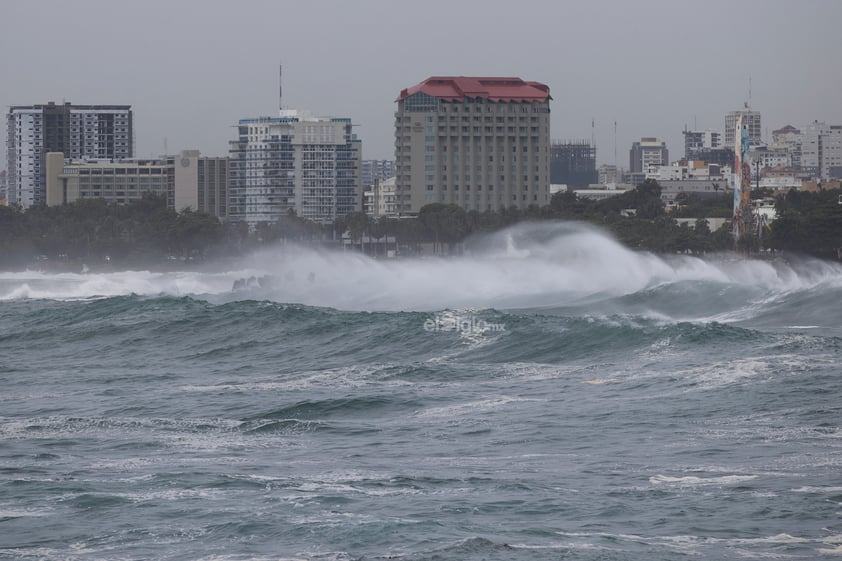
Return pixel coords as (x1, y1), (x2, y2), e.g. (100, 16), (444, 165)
(279, 63), (283, 112)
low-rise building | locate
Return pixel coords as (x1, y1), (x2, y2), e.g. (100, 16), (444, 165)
(658, 180), (729, 203)
(572, 183), (633, 200)
(646, 160), (730, 182)
(45, 150), (229, 218)
(47, 153), (169, 206)
(597, 164), (622, 185)
(675, 217), (729, 231)
(759, 176), (802, 191)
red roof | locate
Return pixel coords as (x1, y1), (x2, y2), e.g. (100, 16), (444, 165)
(397, 76), (551, 103)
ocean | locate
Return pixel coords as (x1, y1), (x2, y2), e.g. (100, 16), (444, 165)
(1, 222), (841, 560)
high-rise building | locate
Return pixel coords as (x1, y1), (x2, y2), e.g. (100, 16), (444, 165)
(394, 76), (551, 214)
(550, 141), (597, 188)
(724, 107), (761, 147)
(361, 159), (396, 190)
(6, 102), (133, 207)
(683, 130), (722, 159)
(629, 137), (669, 173)
(800, 121), (842, 180)
(0, 170), (7, 205)
(228, 110), (361, 227)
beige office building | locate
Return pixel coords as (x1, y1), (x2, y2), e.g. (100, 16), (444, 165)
(394, 76), (552, 214)
(46, 150), (228, 218)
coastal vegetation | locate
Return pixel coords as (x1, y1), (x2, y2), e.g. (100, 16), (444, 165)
(2, 183), (842, 268)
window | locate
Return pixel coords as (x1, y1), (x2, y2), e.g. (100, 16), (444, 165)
(405, 92), (438, 112)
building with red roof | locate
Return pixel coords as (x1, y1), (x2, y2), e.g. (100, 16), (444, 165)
(394, 76), (551, 214)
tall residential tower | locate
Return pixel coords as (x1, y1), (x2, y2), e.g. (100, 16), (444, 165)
(6, 102), (133, 207)
(228, 110), (361, 227)
(394, 76), (551, 214)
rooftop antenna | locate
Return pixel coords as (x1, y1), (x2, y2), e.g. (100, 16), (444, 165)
(279, 63), (283, 112)
(591, 118), (595, 148)
(613, 120), (617, 169)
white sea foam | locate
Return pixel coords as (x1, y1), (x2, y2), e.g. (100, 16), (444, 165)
(413, 396), (542, 419)
(180, 365), (416, 394)
(4, 222), (842, 314)
(649, 474), (759, 485)
(792, 486), (842, 493)
(0, 507), (53, 518)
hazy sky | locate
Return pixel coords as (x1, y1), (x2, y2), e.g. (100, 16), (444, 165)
(2, 0), (841, 166)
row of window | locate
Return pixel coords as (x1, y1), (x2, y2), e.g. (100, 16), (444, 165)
(423, 183), (542, 191)
(424, 193), (541, 203)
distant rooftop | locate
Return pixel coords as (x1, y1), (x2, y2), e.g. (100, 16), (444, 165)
(397, 76), (551, 103)
(9, 101), (132, 111)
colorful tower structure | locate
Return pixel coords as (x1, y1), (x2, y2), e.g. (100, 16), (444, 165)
(732, 115), (754, 244)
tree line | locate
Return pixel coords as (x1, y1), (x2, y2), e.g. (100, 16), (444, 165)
(2, 183), (841, 268)
(0, 194), (228, 268)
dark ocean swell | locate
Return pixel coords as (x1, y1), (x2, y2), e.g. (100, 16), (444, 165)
(2, 224), (842, 560)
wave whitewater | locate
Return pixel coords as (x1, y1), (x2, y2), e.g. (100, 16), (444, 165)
(2, 222), (841, 333)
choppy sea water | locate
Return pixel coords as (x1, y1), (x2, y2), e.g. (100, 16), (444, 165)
(2, 223), (842, 560)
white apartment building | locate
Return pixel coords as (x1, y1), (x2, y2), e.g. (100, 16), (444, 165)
(799, 122), (842, 180)
(629, 138), (669, 174)
(6, 102), (132, 207)
(749, 145), (791, 171)
(228, 110), (361, 227)
(363, 176), (398, 217)
(394, 76), (552, 214)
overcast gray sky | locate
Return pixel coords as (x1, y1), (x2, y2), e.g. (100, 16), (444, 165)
(2, 0), (841, 166)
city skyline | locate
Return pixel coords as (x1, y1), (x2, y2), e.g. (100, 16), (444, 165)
(2, 0), (841, 167)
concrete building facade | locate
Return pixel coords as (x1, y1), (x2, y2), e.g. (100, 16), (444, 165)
(6, 102), (132, 207)
(45, 150), (228, 218)
(363, 176), (398, 217)
(167, 150), (229, 217)
(597, 164), (622, 185)
(394, 76), (551, 214)
(228, 110), (361, 227)
(361, 159), (396, 190)
(629, 138), (668, 174)
(47, 155), (168, 206)
(724, 108), (761, 147)
(683, 129), (722, 159)
(800, 121), (842, 180)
